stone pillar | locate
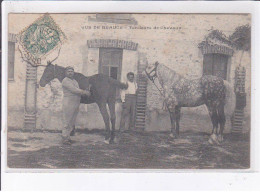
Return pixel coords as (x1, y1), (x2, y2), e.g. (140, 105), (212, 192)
(24, 64), (37, 130)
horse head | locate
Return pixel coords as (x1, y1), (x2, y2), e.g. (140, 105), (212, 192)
(39, 61), (56, 87)
(144, 61), (159, 82)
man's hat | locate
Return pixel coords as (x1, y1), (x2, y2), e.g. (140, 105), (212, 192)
(65, 66), (74, 71)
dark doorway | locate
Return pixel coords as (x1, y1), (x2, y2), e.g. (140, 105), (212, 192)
(203, 53), (229, 80)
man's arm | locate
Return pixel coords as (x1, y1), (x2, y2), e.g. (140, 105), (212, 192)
(121, 90), (126, 103)
(62, 79), (85, 95)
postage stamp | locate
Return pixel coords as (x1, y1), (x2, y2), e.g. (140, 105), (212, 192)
(18, 14), (66, 62)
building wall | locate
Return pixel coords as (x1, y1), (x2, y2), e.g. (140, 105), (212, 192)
(8, 14), (251, 132)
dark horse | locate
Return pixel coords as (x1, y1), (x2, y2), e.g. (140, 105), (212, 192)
(39, 62), (127, 143)
(144, 62), (235, 144)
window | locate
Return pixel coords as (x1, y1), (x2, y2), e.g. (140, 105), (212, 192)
(99, 48), (123, 81)
(8, 41), (15, 81)
(99, 48), (123, 99)
(203, 53), (229, 80)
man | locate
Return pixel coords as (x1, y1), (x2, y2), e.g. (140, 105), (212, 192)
(61, 66), (90, 145)
(119, 72), (138, 131)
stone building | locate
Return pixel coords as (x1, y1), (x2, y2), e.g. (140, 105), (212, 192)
(7, 14), (251, 132)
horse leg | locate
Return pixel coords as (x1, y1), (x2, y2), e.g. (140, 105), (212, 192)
(169, 111), (176, 138)
(207, 105), (219, 145)
(108, 101), (116, 143)
(217, 104), (226, 143)
(70, 125), (75, 136)
(97, 102), (111, 142)
(175, 107), (181, 137)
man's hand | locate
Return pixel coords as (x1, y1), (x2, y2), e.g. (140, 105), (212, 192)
(81, 90), (91, 97)
(84, 90), (91, 97)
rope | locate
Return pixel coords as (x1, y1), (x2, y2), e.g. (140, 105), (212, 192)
(149, 70), (169, 111)
(148, 65), (177, 112)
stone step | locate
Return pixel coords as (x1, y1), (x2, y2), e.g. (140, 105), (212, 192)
(136, 107), (146, 110)
(136, 113), (145, 116)
(138, 87), (147, 89)
(24, 120), (36, 124)
(137, 96), (146, 99)
(135, 127), (145, 130)
(136, 113), (146, 115)
(232, 124), (243, 128)
(135, 123), (145, 127)
(136, 103), (146, 106)
(234, 112), (244, 115)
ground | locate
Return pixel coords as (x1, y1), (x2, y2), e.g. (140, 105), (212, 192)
(7, 128), (250, 169)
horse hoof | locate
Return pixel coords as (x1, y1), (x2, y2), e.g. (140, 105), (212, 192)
(109, 139), (115, 144)
(113, 137), (118, 143)
(208, 138), (214, 145)
(218, 135), (224, 142)
(104, 140), (110, 144)
(210, 134), (220, 145)
(208, 138), (220, 145)
(70, 130), (75, 136)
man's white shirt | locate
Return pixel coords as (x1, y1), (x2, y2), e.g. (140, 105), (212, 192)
(121, 81), (138, 102)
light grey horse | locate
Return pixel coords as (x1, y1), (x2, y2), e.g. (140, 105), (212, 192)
(144, 61), (235, 144)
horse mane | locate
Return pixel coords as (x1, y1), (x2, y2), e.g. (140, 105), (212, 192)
(157, 63), (184, 85)
(53, 64), (87, 81)
(53, 64), (125, 90)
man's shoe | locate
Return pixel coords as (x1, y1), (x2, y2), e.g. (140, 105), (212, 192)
(62, 139), (72, 145)
(70, 129), (75, 136)
(69, 139), (76, 144)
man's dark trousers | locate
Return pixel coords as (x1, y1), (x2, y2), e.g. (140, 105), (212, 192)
(120, 94), (137, 131)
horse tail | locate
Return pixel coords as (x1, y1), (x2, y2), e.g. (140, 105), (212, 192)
(108, 77), (127, 89)
(224, 80), (236, 117)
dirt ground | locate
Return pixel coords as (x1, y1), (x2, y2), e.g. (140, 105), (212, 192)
(7, 127), (250, 169)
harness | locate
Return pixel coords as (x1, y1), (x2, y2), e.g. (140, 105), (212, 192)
(145, 65), (165, 97)
(145, 64), (175, 111)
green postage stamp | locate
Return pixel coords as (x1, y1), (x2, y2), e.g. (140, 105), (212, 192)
(19, 14), (66, 60)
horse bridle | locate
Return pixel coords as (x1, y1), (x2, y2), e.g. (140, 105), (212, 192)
(145, 63), (173, 111)
(145, 63), (166, 97)
(145, 65), (158, 83)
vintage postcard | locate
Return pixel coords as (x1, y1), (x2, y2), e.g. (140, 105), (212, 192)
(6, 13), (251, 169)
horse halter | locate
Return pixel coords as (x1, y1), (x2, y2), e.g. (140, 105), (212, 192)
(46, 64), (57, 85)
(145, 64), (158, 83)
